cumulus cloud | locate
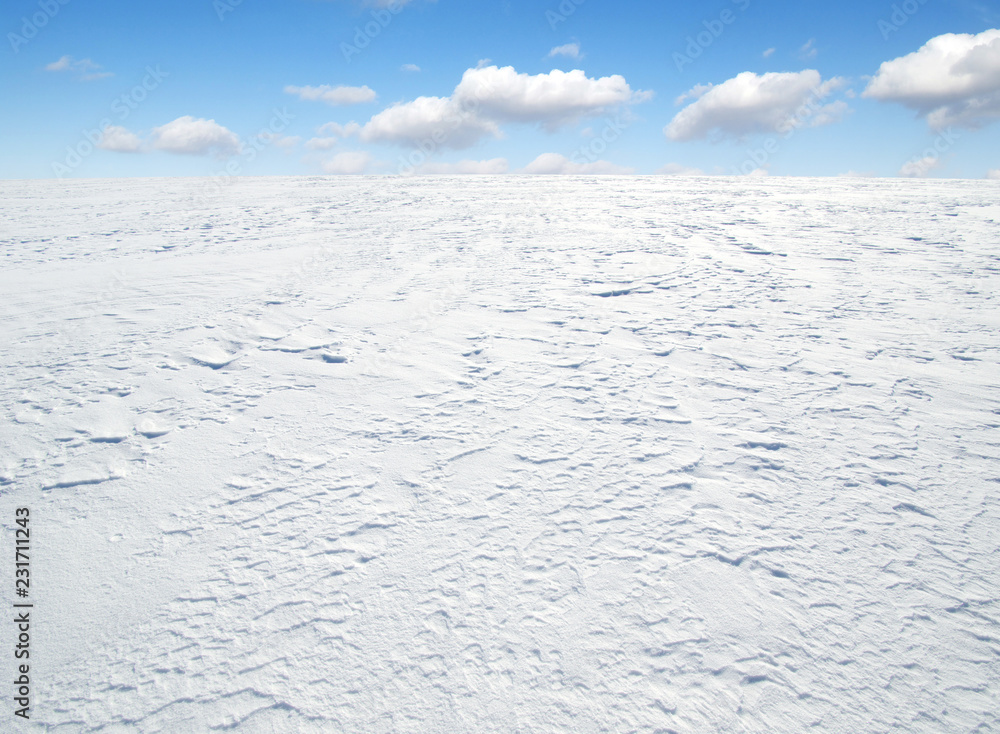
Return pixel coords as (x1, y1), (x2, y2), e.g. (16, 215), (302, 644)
(899, 156), (942, 177)
(322, 151), (372, 174)
(360, 95), (501, 148)
(988, 168), (1000, 179)
(454, 65), (642, 128)
(97, 125), (142, 153)
(285, 85), (377, 105)
(863, 29), (1000, 130)
(45, 55), (113, 81)
(151, 116), (242, 157)
(665, 70), (846, 141)
(411, 158), (509, 174)
(548, 43), (583, 60)
(520, 153), (634, 175)
(357, 65), (645, 149)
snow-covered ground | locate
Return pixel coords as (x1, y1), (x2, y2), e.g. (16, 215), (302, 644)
(2, 176), (999, 732)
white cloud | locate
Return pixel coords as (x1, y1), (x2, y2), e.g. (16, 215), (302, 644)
(837, 170), (876, 177)
(305, 137), (339, 151)
(988, 168), (1000, 179)
(799, 39), (817, 60)
(322, 151), (373, 174)
(401, 64), (421, 72)
(44, 55), (73, 71)
(656, 163), (704, 176)
(899, 156), (942, 177)
(520, 153), (634, 175)
(763, 47), (776, 58)
(665, 70), (846, 141)
(97, 125), (142, 153)
(318, 121), (362, 138)
(863, 29), (1000, 130)
(548, 43), (583, 60)
(356, 65), (644, 150)
(151, 116), (242, 157)
(454, 65), (641, 128)
(411, 158), (509, 174)
(360, 95), (501, 148)
(45, 55), (113, 81)
(266, 134), (301, 150)
(285, 85), (377, 105)
(674, 83), (713, 106)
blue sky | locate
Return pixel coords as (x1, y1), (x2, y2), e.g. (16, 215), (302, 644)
(2, 0), (999, 178)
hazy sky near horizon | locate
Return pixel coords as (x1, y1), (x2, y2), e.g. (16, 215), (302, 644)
(2, 0), (999, 179)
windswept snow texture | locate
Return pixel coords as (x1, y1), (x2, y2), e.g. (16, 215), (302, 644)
(2, 176), (999, 733)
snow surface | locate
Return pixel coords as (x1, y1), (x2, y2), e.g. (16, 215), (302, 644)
(1, 176), (999, 732)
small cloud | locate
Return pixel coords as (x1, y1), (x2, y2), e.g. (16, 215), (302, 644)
(259, 132), (301, 150)
(520, 152), (633, 175)
(151, 116), (242, 157)
(318, 121), (362, 138)
(762, 47), (776, 58)
(656, 162), (704, 176)
(799, 39), (817, 60)
(45, 55), (113, 81)
(746, 166), (770, 177)
(305, 137), (339, 151)
(401, 63), (421, 73)
(899, 156), (942, 177)
(44, 55), (73, 71)
(322, 150), (372, 174)
(97, 125), (142, 153)
(285, 85), (377, 106)
(837, 170), (876, 177)
(985, 168), (1000, 179)
(548, 43), (583, 60)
